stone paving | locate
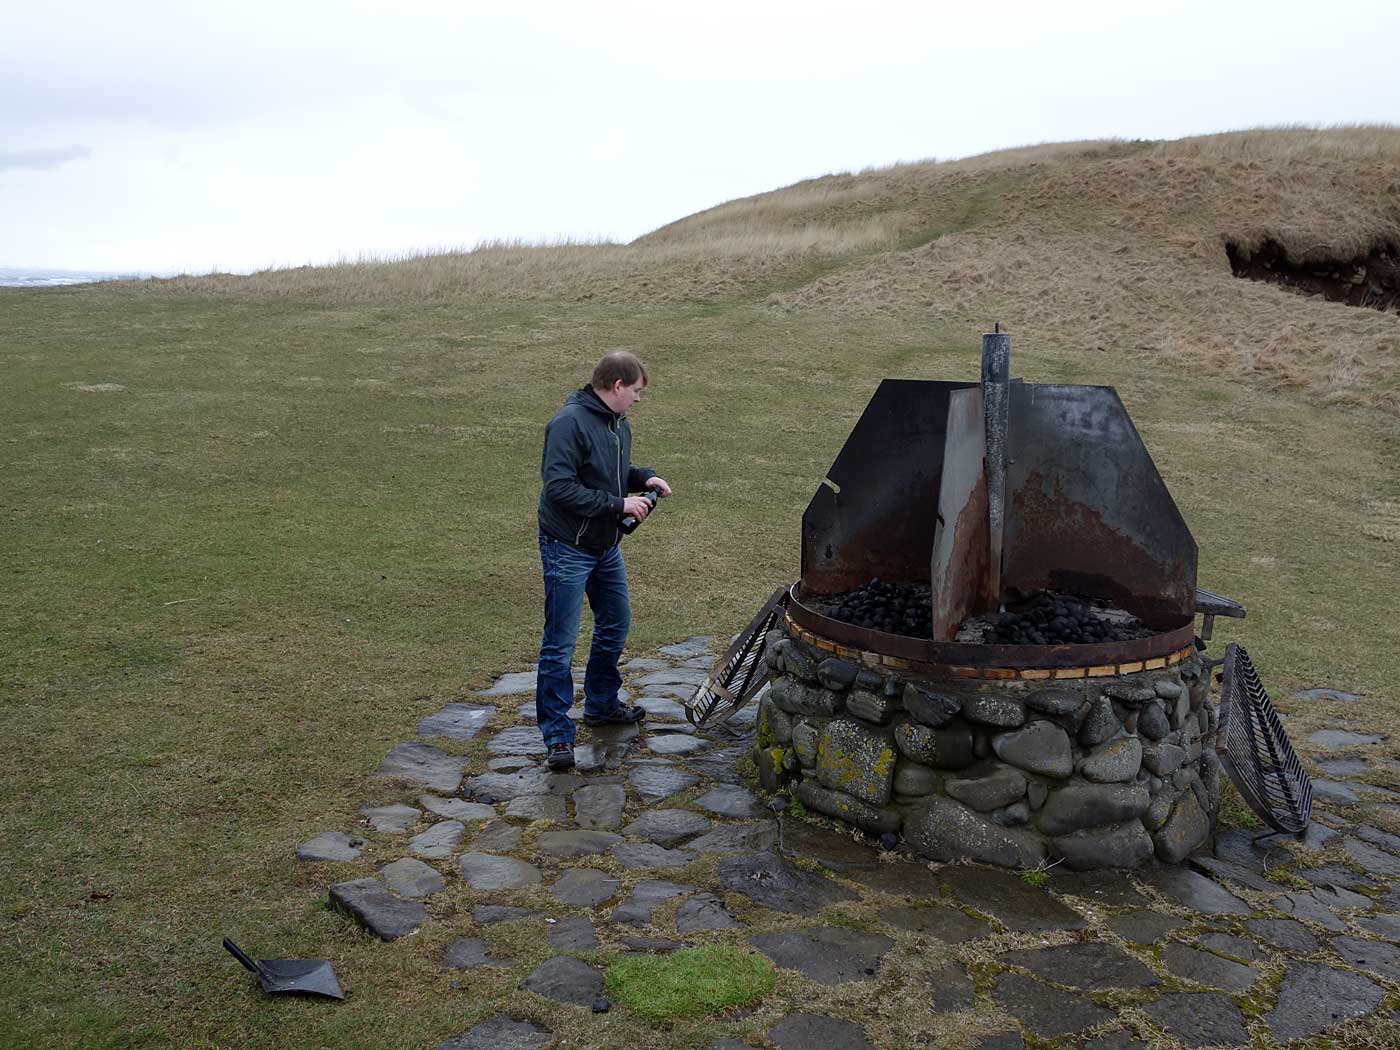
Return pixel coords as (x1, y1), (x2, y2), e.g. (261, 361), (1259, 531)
(295, 639), (1400, 1049)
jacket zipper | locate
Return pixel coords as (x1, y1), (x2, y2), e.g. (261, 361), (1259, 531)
(612, 419), (622, 545)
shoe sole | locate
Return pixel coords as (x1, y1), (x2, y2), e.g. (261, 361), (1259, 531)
(547, 757), (575, 771)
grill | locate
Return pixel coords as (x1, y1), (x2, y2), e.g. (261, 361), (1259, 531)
(1216, 643), (1313, 834)
(686, 587), (789, 729)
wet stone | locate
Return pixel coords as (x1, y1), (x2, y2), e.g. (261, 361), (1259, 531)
(1265, 961), (1385, 1043)
(695, 785), (764, 819)
(903, 684), (962, 727)
(487, 726), (549, 756)
(1212, 826), (1289, 873)
(991, 721), (1073, 778)
(1246, 917), (1319, 953)
(894, 722), (975, 769)
(420, 795), (496, 821)
(465, 768), (584, 801)
(1046, 868), (1146, 907)
(573, 783), (626, 830)
(928, 962), (976, 1011)
(1317, 755), (1371, 777)
(522, 955), (603, 1007)
(476, 670), (542, 696)
(1357, 912), (1400, 940)
(379, 857), (445, 899)
(535, 830), (624, 859)
(623, 809), (711, 846)
(548, 915), (598, 950)
(768, 1013), (874, 1050)
(1332, 936), (1400, 982)
(1308, 729), (1384, 749)
(1294, 687), (1363, 703)
(689, 822), (778, 853)
(991, 972), (1114, 1037)
(417, 702), (493, 741)
(1312, 780), (1360, 805)
(1357, 824), (1400, 852)
(1036, 782), (1148, 836)
(1312, 883), (1376, 910)
(296, 832), (366, 862)
(1345, 837), (1400, 876)
(611, 842), (696, 869)
(779, 816), (881, 870)
(441, 937), (502, 971)
(1298, 864), (1380, 891)
(473, 905), (535, 924)
(376, 742), (467, 793)
(435, 1016), (550, 1050)
(750, 925), (894, 984)
(550, 868), (620, 908)
(610, 879), (693, 925)
(658, 636), (711, 659)
(409, 820), (465, 859)
(636, 668), (708, 688)
(1197, 932), (1263, 961)
(1054, 820), (1154, 870)
(470, 820), (522, 851)
(1277, 891), (1347, 931)
(676, 893), (738, 932)
(573, 741), (631, 773)
(1106, 910), (1187, 945)
(1161, 942), (1257, 992)
(716, 851), (857, 913)
(687, 746), (747, 783)
(1141, 993), (1248, 1048)
(329, 878), (429, 941)
(360, 804), (421, 834)
(848, 860), (944, 898)
(635, 695), (687, 719)
(879, 904), (988, 942)
(627, 764), (699, 802)
(645, 733), (708, 755)
(1189, 856), (1280, 894)
(504, 795), (567, 822)
(941, 865), (1088, 933)
(1140, 866), (1251, 915)
(945, 766), (1027, 812)
(795, 780), (901, 837)
(457, 852), (542, 891)
(1000, 942), (1159, 989)
(906, 795), (1045, 868)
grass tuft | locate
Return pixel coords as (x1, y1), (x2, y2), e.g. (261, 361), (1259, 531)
(604, 946), (775, 1021)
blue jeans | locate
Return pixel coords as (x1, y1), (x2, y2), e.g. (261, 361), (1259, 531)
(535, 531), (631, 747)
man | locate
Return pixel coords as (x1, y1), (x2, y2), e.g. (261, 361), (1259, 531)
(535, 350), (672, 771)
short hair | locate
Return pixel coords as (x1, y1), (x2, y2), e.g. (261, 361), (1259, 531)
(591, 350), (649, 391)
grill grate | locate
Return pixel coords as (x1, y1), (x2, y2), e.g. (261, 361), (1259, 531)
(684, 586), (790, 729)
(1216, 643), (1313, 835)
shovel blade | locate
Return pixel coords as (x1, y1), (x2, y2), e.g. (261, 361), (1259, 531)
(255, 959), (345, 1000)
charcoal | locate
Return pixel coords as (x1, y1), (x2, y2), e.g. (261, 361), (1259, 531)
(814, 579), (934, 639)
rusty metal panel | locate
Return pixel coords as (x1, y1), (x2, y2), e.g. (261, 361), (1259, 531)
(930, 387), (992, 640)
(1001, 384), (1197, 625)
(801, 379), (974, 594)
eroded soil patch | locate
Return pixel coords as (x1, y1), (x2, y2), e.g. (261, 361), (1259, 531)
(1228, 239), (1400, 314)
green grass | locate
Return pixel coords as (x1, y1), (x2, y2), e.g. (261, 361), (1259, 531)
(605, 947), (775, 1021)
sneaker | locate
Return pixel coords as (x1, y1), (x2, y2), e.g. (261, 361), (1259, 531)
(582, 704), (647, 727)
(546, 742), (575, 771)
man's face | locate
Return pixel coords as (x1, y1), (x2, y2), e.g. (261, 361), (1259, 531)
(602, 378), (646, 416)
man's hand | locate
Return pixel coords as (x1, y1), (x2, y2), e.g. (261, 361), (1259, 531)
(623, 495), (652, 522)
(645, 477), (673, 498)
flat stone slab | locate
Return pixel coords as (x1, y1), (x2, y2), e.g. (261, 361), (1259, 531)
(750, 925), (894, 984)
(419, 795), (497, 821)
(676, 893), (738, 932)
(521, 955), (603, 1007)
(635, 696), (687, 719)
(689, 822), (778, 853)
(687, 745), (749, 783)
(296, 832), (366, 862)
(549, 868), (620, 908)
(1141, 992), (1248, 1047)
(1245, 917), (1319, 953)
(619, 935), (684, 952)
(658, 636), (711, 658)
(1212, 826), (1291, 873)
(470, 821), (523, 851)
(473, 904), (535, 924)
(1197, 932), (1263, 961)
(573, 740), (632, 772)
(1139, 866), (1251, 915)
(417, 702), (493, 741)
(503, 794), (567, 822)
(1294, 687), (1363, 703)
(636, 668), (709, 687)
(457, 852), (542, 891)
(991, 972), (1114, 1037)
(767, 1013), (873, 1050)
(1265, 961), (1385, 1042)
(573, 783), (626, 830)
(441, 937), (504, 971)
(435, 1016), (550, 1050)
(476, 670), (579, 697)
(847, 861), (944, 899)
(409, 820), (465, 859)
(487, 726), (549, 756)
(547, 914), (598, 950)
(878, 904), (988, 942)
(380, 857), (446, 898)
(628, 764), (701, 802)
(1277, 891), (1347, 931)
(329, 878), (429, 941)
(623, 658), (673, 671)
(716, 851), (857, 913)
(1344, 837), (1400, 876)
(1357, 912), (1400, 940)
(488, 755), (536, 773)
(611, 842), (696, 870)
(780, 817), (880, 870)
(465, 768), (584, 801)
(360, 804), (420, 834)
(941, 865), (1088, 932)
(695, 785), (764, 819)
(1318, 756), (1372, 777)
(376, 742), (468, 794)
(1189, 856), (1280, 894)
(534, 830), (624, 859)
(927, 962), (976, 1012)
(611, 878), (694, 925)
(1308, 729), (1384, 749)
(623, 809), (712, 846)
(1160, 942), (1257, 992)
(644, 732), (709, 755)
(1106, 910), (1187, 945)
(1312, 779), (1361, 805)
(1000, 942), (1159, 989)
(1332, 935), (1400, 981)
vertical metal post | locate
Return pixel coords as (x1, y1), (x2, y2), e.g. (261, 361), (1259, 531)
(982, 327), (1011, 607)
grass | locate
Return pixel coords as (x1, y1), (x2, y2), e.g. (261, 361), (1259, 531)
(1, 125), (1399, 1049)
(605, 946), (775, 1021)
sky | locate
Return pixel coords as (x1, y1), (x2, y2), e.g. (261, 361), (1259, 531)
(4, 0), (1399, 275)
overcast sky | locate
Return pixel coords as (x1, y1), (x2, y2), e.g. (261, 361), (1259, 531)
(4, 0), (1398, 274)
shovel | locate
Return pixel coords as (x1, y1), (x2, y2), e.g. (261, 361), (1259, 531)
(223, 938), (345, 1000)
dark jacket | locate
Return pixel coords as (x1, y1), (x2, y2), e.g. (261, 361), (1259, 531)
(538, 386), (656, 553)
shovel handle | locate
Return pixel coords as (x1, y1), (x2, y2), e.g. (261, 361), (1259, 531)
(223, 938), (261, 974)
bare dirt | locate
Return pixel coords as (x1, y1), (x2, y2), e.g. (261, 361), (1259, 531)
(1228, 239), (1400, 315)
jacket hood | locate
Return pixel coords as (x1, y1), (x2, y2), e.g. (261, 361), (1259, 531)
(566, 385), (619, 420)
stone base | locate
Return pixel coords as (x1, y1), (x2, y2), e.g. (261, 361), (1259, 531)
(755, 624), (1218, 869)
